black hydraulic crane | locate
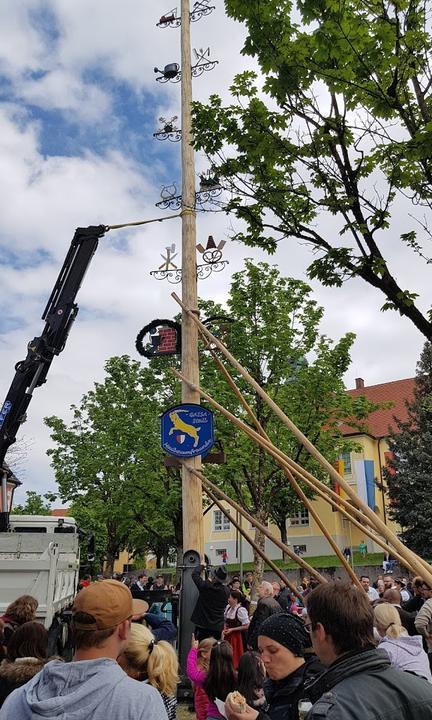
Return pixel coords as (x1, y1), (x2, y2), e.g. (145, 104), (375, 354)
(0, 225), (107, 531)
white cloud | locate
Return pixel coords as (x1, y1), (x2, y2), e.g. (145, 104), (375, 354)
(0, 1), (47, 78)
(17, 68), (111, 120)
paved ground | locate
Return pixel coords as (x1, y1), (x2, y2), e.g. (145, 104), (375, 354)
(178, 701), (195, 720)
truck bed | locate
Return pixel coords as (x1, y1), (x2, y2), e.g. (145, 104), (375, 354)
(0, 531), (79, 628)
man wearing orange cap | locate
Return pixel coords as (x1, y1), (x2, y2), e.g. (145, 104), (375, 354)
(0, 580), (168, 720)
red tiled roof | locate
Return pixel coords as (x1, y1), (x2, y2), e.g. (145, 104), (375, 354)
(51, 508), (69, 517)
(340, 377), (415, 438)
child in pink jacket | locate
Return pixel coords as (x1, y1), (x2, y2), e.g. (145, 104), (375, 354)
(187, 637), (214, 720)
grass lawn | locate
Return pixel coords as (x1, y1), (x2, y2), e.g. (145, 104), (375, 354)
(156, 553), (388, 578)
(224, 552), (385, 572)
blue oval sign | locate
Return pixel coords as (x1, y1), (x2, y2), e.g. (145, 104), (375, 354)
(161, 403), (214, 458)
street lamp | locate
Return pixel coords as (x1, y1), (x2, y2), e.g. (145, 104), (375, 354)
(0, 465), (22, 532)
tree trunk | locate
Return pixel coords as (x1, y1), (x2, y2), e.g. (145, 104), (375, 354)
(176, 544), (183, 582)
(252, 525), (266, 599)
(105, 554), (115, 576)
(172, 507), (183, 569)
(278, 520), (290, 563)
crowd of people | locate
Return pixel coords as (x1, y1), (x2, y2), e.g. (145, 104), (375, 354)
(1, 564), (432, 719)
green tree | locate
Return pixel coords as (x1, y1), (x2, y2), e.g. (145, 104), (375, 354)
(45, 356), (181, 574)
(12, 489), (54, 515)
(196, 261), (377, 576)
(192, 0), (432, 339)
(385, 342), (432, 557)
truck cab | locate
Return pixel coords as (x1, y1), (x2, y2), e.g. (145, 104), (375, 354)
(0, 515), (80, 633)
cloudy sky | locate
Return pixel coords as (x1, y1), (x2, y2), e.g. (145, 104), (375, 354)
(0, 1), (428, 501)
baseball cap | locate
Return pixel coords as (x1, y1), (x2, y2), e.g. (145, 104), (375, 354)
(73, 579), (134, 630)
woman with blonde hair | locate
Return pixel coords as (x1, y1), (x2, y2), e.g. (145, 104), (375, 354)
(374, 603), (432, 682)
(118, 623), (179, 720)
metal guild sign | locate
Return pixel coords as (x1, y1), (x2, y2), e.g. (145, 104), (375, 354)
(161, 403), (214, 458)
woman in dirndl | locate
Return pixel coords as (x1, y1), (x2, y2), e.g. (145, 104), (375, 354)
(222, 590), (250, 668)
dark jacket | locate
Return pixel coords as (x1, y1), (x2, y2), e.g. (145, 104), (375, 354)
(395, 605), (417, 636)
(0, 616), (19, 648)
(0, 657), (49, 708)
(306, 647), (432, 719)
(247, 596), (282, 650)
(190, 568), (230, 632)
(258, 655), (324, 720)
(144, 612), (177, 642)
(274, 588), (290, 612)
(404, 595), (424, 613)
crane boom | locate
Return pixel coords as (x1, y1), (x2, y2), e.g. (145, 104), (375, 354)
(0, 225), (107, 529)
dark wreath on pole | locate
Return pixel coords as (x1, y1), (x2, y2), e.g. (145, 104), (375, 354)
(136, 319), (182, 357)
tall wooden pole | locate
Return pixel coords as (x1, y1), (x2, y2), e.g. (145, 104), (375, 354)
(180, 0), (203, 554)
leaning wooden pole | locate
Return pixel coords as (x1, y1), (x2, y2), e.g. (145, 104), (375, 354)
(172, 294), (432, 584)
(185, 367), (412, 569)
(202, 481), (304, 601)
(173, 366), (432, 583)
(177, 368), (419, 574)
(179, 0), (203, 554)
(202, 342), (362, 589)
(183, 462), (327, 584)
(196, 388), (411, 570)
(173, 365), (381, 530)
(276, 456), (412, 568)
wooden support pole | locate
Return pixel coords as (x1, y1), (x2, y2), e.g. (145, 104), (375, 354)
(171, 294), (432, 584)
(177, 367), (415, 571)
(173, 365), (379, 530)
(172, 366), (432, 582)
(202, 343), (362, 589)
(183, 462), (327, 584)
(180, 0), (203, 554)
(202, 482), (304, 601)
(178, 355), (412, 571)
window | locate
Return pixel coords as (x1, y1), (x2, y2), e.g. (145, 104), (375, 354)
(213, 509), (230, 531)
(340, 451), (352, 475)
(13, 526), (46, 533)
(215, 548), (227, 557)
(54, 526), (75, 534)
(289, 508), (309, 526)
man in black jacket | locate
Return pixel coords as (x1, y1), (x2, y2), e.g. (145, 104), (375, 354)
(272, 580), (290, 611)
(305, 581), (432, 719)
(190, 563), (230, 640)
(247, 581), (282, 650)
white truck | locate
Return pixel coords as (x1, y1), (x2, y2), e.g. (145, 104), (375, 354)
(0, 514), (80, 653)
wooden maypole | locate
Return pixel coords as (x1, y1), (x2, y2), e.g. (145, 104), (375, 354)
(180, 0), (203, 555)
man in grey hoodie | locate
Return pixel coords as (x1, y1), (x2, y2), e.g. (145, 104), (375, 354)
(0, 580), (168, 720)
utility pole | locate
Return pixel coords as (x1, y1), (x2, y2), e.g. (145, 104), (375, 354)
(180, 0), (203, 555)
